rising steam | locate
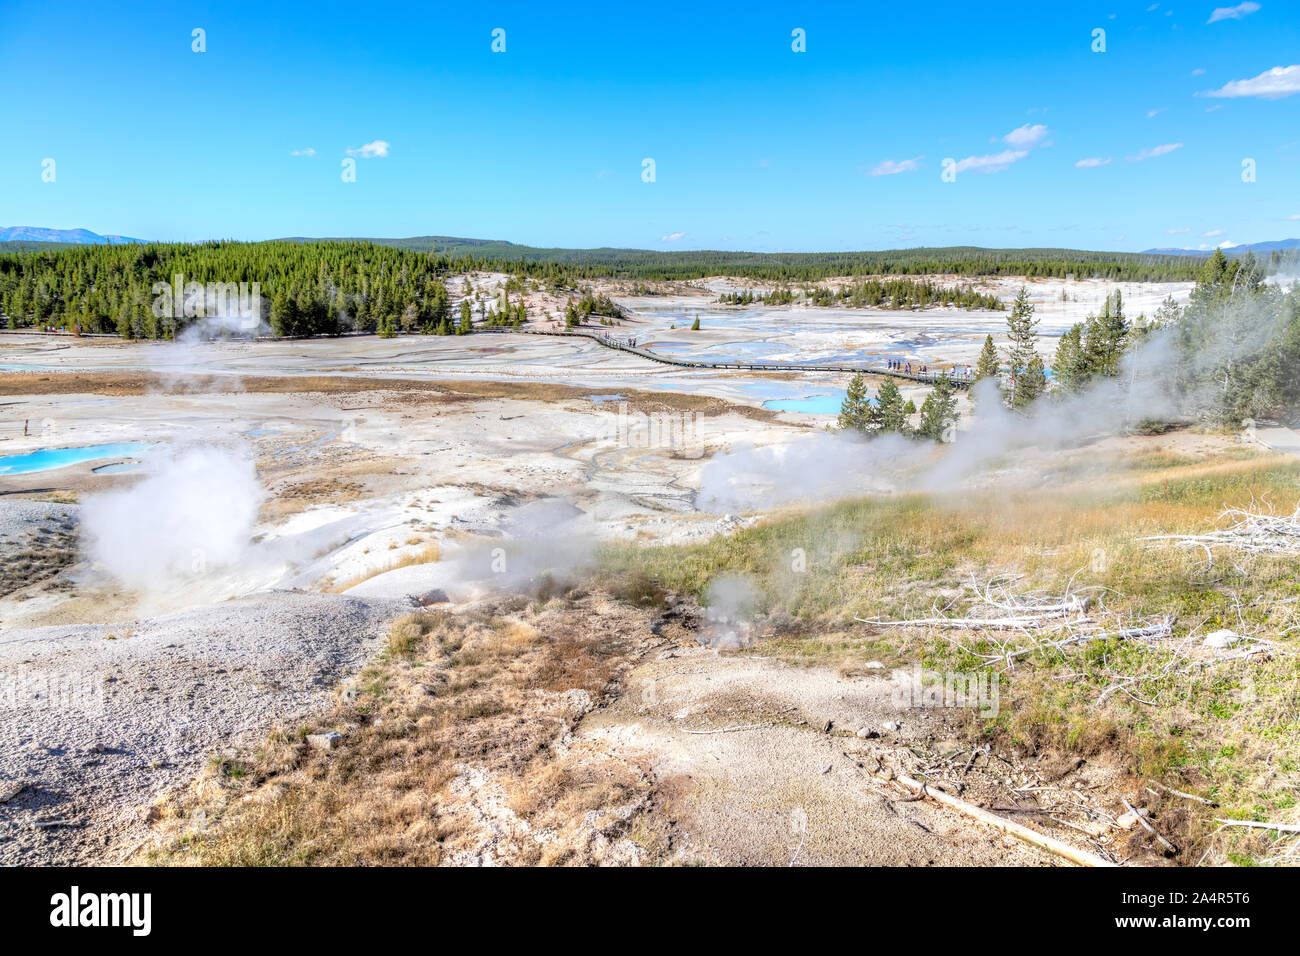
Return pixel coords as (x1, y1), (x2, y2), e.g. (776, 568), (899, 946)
(81, 445), (265, 591)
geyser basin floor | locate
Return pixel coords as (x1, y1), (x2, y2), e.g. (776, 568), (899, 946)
(0, 441), (153, 475)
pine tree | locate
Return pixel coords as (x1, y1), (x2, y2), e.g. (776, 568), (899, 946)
(974, 334), (999, 381)
(1080, 293), (1129, 378)
(1021, 354), (1048, 404)
(873, 378), (909, 434)
(917, 374), (958, 441)
(1052, 325), (1087, 395)
(690, 316), (700, 330)
(838, 374), (873, 433)
(1004, 287), (1044, 408)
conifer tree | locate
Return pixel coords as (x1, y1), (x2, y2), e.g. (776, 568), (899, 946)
(838, 374), (873, 433)
(917, 374), (958, 441)
(1052, 325), (1086, 395)
(974, 334), (999, 381)
(873, 378), (909, 434)
(1004, 287), (1044, 408)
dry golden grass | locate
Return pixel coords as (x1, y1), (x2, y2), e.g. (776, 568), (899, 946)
(146, 591), (667, 867)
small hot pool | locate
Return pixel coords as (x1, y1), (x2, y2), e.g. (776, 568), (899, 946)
(763, 392), (848, 415)
(0, 442), (154, 476)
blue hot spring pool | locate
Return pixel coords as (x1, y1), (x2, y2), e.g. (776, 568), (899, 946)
(0, 442), (154, 476)
(763, 391), (848, 415)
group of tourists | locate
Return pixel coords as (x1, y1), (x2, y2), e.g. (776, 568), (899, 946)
(886, 358), (928, 375)
(884, 359), (976, 380)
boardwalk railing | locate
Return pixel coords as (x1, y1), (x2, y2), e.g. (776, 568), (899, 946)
(478, 325), (971, 388)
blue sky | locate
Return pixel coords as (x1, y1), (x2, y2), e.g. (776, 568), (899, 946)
(2, 0), (1298, 251)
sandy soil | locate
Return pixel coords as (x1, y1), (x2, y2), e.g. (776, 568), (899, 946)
(578, 641), (1141, 865)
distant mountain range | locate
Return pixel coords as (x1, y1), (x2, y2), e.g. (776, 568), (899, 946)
(1141, 238), (1300, 257)
(0, 226), (147, 245)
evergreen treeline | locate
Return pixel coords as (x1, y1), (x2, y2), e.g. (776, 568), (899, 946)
(838, 372), (958, 443)
(360, 238), (1210, 282)
(0, 240), (1209, 340)
(1168, 251), (1299, 423)
(0, 240), (487, 338)
(1037, 251), (1300, 425)
(719, 278), (1001, 310)
(0, 240), (639, 339)
(807, 278), (1003, 310)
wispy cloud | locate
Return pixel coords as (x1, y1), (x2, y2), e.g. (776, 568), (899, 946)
(1075, 157), (1112, 168)
(1166, 227), (1190, 234)
(1146, 107), (1166, 118)
(290, 147), (315, 157)
(953, 149), (1028, 175)
(346, 140), (391, 158)
(1002, 123), (1050, 148)
(660, 231), (685, 242)
(1191, 67), (1207, 76)
(1203, 229), (1226, 237)
(867, 156), (923, 176)
(1208, 2), (1261, 23)
(1127, 142), (1184, 161)
(1203, 65), (1300, 99)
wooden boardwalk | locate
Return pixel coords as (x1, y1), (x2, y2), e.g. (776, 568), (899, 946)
(478, 325), (970, 388)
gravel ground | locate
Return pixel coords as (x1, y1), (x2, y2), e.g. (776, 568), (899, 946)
(0, 500), (78, 601)
(0, 499), (77, 544)
(581, 647), (1063, 866)
(0, 590), (401, 864)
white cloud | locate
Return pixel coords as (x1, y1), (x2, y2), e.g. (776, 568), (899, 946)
(1289, 213), (1300, 220)
(1127, 142), (1184, 161)
(1192, 68), (1207, 76)
(868, 156), (923, 176)
(953, 149), (1028, 175)
(1167, 227), (1191, 234)
(1204, 65), (1300, 99)
(1203, 229), (1226, 237)
(1003, 123), (1050, 148)
(1075, 157), (1112, 168)
(290, 147), (315, 157)
(1146, 107), (1166, 118)
(346, 140), (391, 158)
(660, 231), (685, 242)
(1208, 2), (1261, 23)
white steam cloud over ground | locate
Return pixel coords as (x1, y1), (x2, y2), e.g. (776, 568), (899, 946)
(82, 445), (265, 592)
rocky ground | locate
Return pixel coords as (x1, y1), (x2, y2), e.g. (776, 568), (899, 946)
(0, 588), (399, 864)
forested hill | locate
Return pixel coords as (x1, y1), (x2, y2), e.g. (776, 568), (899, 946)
(0, 237), (1214, 339)
(277, 236), (1209, 281)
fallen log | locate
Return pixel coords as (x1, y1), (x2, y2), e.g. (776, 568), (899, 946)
(884, 772), (1117, 867)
